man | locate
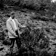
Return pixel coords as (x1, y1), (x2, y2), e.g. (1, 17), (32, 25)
(6, 12), (26, 52)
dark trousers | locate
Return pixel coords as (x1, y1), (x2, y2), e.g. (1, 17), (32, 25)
(10, 30), (21, 50)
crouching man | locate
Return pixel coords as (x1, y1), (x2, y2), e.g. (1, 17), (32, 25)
(6, 12), (26, 52)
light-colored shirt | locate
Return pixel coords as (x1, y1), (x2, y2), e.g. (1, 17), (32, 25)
(12, 19), (18, 30)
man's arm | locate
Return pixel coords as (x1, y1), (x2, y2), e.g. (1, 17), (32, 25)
(6, 21), (17, 37)
(15, 19), (26, 28)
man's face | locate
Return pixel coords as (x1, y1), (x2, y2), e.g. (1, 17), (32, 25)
(11, 15), (15, 19)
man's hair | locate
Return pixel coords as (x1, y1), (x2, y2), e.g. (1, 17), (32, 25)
(11, 12), (15, 16)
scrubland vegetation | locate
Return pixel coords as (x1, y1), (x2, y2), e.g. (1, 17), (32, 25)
(0, 0), (56, 56)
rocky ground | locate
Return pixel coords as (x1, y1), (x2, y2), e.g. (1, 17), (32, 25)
(0, 6), (56, 56)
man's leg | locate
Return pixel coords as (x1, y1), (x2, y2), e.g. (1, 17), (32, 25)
(10, 38), (15, 52)
(15, 30), (21, 49)
(16, 37), (21, 49)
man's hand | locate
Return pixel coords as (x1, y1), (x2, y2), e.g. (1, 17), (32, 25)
(14, 32), (18, 37)
(20, 25), (26, 28)
(19, 25), (26, 31)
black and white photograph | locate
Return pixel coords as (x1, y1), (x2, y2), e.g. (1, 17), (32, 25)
(0, 0), (56, 56)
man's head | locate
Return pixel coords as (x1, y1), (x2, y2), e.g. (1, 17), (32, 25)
(10, 12), (15, 19)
